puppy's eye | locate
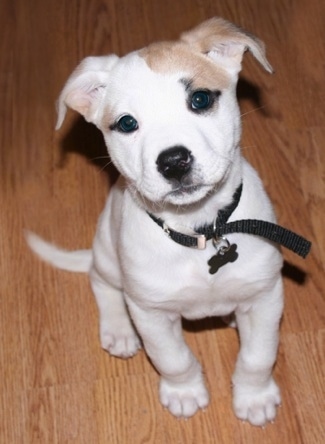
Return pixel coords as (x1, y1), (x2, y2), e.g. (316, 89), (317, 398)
(116, 115), (138, 133)
(191, 91), (211, 110)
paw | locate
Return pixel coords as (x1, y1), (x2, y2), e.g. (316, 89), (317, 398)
(100, 320), (141, 359)
(159, 377), (209, 418)
(233, 378), (281, 426)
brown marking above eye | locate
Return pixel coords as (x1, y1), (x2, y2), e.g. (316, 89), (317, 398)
(139, 41), (231, 92)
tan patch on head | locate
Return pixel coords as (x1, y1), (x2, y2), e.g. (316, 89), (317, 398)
(139, 41), (231, 91)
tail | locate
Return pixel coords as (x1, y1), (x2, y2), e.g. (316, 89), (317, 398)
(25, 231), (92, 273)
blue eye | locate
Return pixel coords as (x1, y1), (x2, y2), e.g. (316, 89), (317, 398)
(117, 115), (138, 133)
(191, 91), (211, 110)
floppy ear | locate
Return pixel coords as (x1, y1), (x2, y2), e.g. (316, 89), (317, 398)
(56, 54), (119, 129)
(180, 17), (273, 77)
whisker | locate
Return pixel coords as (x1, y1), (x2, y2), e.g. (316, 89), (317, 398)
(99, 159), (114, 172)
(90, 155), (111, 161)
(240, 105), (265, 118)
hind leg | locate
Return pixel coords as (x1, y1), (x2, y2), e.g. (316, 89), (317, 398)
(90, 268), (141, 358)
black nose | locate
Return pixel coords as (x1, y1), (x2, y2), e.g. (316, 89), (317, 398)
(156, 146), (193, 182)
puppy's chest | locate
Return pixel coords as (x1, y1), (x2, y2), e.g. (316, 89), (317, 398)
(123, 239), (257, 318)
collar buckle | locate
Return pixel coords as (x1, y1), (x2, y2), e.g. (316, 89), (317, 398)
(163, 221), (207, 249)
(192, 234), (207, 250)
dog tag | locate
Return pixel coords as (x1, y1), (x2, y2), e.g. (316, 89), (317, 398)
(208, 237), (238, 274)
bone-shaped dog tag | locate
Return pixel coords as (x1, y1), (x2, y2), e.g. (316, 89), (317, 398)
(208, 237), (238, 274)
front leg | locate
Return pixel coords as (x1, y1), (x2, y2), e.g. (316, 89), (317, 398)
(232, 277), (283, 426)
(90, 269), (141, 358)
(126, 298), (209, 418)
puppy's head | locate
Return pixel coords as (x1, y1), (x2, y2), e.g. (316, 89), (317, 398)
(57, 18), (272, 208)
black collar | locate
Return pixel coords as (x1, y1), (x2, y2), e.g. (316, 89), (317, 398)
(147, 183), (311, 258)
(148, 183), (243, 249)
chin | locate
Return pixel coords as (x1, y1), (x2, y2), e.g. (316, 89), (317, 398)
(163, 184), (214, 207)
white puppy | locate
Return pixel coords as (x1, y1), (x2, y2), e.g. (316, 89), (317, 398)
(27, 18), (286, 427)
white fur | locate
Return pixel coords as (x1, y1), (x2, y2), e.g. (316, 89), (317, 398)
(27, 18), (284, 426)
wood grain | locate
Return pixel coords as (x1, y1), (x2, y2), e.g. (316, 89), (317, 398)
(1, 0), (324, 442)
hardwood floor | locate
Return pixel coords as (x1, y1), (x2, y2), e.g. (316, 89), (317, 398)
(1, 0), (324, 442)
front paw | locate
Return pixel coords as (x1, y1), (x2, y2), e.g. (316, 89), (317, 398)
(100, 320), (141, 359)
(233, 378), (281, 426)
(159, 377), (209, 418)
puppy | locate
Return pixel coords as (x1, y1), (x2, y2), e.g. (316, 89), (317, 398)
(27, 18), (285, 427)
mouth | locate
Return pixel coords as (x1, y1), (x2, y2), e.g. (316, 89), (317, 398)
(169, 184), (202, 196)
(164, 183), (214, 205)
